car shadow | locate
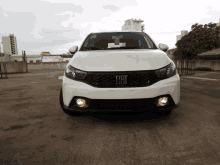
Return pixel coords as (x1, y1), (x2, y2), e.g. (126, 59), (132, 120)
(68, 110), (177, 126)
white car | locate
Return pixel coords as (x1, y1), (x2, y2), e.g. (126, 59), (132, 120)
(60, 31), (180, 116)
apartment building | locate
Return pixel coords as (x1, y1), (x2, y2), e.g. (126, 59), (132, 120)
(176, 30), (188, 42)
(2, 34), (18, 55)
(216, 19), (220, 27)
(122, 19), (144, 32)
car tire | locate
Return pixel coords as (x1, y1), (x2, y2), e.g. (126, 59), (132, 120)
(60, 88), (80, 116)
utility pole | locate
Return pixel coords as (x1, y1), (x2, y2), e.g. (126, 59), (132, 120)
(24, 51), (28, 73)
(22, 51), (24, 61)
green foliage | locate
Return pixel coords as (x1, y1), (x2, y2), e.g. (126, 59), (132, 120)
(141, 24), (145, 32)
(174, 22), (220, 60)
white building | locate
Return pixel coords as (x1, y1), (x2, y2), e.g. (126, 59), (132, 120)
(176, 30), (188, 42)
(215, 19), (220, 27)
(181, 30), (188, 36)
(2, 34), (18, 55)
(176, 35), (182, 42)
(122, 19), (144, 32)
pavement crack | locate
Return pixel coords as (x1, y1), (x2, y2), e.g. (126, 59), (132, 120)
(3, 124), (31, 131)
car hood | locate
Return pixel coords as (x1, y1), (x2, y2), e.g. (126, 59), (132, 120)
(68, 49), (172, 71)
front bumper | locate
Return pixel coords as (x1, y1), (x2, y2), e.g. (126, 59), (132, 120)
(63, 95), (179, 112)
(62, 73), (180, 112)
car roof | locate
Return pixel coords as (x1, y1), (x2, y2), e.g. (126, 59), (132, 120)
(91, 31), (144, 34)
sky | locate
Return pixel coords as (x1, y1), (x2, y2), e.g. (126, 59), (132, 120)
(0, 0), (220, 55)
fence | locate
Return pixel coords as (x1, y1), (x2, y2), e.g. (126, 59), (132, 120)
(172, 59), (220, 76)
(174, 59), (220, 71)
(194, 59), (220, 70)
(174, 59), (195, 75)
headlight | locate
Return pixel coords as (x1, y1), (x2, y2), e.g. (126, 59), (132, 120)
(155, 62), (177, 78)
(65, 65), (87, 80)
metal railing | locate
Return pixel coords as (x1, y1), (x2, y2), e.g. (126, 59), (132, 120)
(174, 59), (195, 76)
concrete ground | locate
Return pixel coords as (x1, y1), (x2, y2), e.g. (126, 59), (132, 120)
(187, 71), (220, 80)
(1, 69), (220, 165)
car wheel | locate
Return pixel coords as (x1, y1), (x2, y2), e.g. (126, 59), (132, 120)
(60, 88), (80, 116)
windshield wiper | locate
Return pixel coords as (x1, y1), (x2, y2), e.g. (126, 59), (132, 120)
(82, 47), (101, 50)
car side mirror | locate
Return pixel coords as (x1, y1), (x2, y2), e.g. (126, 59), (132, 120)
(69, 46), (78, 54)
(158, 43), (169, 52)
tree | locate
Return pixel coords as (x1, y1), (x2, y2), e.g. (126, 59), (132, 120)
(174, 22), (220, 74)
(175, 22), (220, 61)
(141, 24), (145, 32)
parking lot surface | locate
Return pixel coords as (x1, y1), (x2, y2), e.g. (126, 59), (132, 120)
(1, 70), (220, 165)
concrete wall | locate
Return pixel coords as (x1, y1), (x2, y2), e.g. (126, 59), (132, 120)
(10, 56), (71, 63)
(27, 57), (41, 63)
(62, 58), (72, 62)
(28, 62), (68, 70)
(42, 56), (62, 62)
(0, 61), (27, 73)
(1, 61), (68, 74)
(174, 59), (220, 71)
(0, 54), (12, 62)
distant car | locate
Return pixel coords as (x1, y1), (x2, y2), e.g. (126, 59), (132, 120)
(60, 31), (180, 116)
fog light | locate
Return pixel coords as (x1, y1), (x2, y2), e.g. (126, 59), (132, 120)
(157, 97), (168, 106)
(76, 98), (87, 108)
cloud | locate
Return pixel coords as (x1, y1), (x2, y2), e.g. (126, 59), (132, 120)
(3, 10), (8, 17)
(0, 7), (38, 41)
(0, 2), (84, 54)
(102, 5), (120, 11)
(40, 28), (77, 35)
(55, 11), (74, 16)
(18, 39), (79, 54)
(1, 0), (219, 54)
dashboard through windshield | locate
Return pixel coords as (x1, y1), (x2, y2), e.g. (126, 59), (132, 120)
(80, 32), (157, 51)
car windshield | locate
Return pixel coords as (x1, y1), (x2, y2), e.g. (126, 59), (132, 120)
(80, 32), (157, 51)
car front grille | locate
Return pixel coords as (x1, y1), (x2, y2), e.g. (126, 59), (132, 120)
(83, 70), (159, 88)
